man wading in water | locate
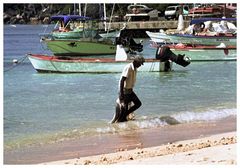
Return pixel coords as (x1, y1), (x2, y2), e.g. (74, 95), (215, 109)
(112, 55), (145, 123)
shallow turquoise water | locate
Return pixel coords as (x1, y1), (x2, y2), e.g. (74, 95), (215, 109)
(3, 25), (236, 150)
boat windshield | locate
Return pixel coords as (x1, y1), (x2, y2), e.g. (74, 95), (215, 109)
(166, 7), (178, 11)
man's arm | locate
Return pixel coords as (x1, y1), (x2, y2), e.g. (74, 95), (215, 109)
(119, 76), (126, 101)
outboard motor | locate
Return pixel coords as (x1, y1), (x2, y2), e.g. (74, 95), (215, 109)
(116, 28), (143, 54)
(156, 46), (191, 67)
(128, 38), (143, 52)
(115, 36), (143, 53)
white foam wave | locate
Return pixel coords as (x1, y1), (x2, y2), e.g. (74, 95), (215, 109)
(134, 117), (166, 128)
(96, 126), (115, 133)
(95, 108), (236, 134)
(173, 108), (236, 123)
(95, 117), (166, 134)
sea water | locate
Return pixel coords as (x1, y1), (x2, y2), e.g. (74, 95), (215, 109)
(3, 25), (236, 151)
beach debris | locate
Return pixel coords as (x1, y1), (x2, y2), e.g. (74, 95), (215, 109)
(128, 156), (134, 160)
(177, 144), (183, 148)
(186, 153), (193, 156)
(117, 155), (122, 160)
(83, 160), (91, 165)
(137, 150), (144, 154)
(100, 156), (108, 162)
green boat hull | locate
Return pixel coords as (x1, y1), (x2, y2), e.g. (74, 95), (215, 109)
(45, 40), (116, 56)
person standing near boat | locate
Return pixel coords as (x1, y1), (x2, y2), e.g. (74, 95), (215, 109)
(115, 55), (145, 122)
(185, 22), (205, 35)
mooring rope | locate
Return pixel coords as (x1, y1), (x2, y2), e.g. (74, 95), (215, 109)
(4, 55), (28, 72)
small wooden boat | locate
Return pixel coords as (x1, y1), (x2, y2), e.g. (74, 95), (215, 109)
(27, 54), (164, 73)
(146, 30), (236, 46)
(27, 52), (235, 73)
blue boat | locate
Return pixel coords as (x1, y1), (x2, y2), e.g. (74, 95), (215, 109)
(40, 15), (117, 56)
(41, 15), (97, 40)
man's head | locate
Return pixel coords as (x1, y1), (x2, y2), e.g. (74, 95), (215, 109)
(133, 55), (145, 68)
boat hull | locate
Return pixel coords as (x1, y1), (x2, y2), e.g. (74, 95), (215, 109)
(27, 54), (163, 73)
(146, 31), (236, 46)
(170, 48), (236, 60)
(44, 40), (116, 56)
(28, 54), (236, 73)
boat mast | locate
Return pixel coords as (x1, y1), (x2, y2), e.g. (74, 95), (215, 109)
(223, 3), (226, 17)
(84, 4), (87, 17)
(107, 4), (115, 33)
(79, 3), (82, 16)
(73, 4), (76, 15)
(103, 3), (107, 31)
(82, 4), (88, 39)
(193, 3), (196, 18)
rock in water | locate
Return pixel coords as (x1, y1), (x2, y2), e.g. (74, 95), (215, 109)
(160, 116), (181, 125)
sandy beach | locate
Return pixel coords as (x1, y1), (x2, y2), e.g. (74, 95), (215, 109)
(4, 116), (237, 165)
(41, 131), (236, 165)
(24, 115), (236, 166)
(4, 115), (236, 164)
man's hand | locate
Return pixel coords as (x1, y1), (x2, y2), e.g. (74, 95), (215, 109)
(119, 76), (126, 101)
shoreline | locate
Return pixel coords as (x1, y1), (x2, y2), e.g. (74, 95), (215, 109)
(4, 116), (236, 164)
(42, 131), (237, 165)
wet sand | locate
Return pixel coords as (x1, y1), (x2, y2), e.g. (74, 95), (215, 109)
(4, 116), (236, 164)
(43, 132), (237, 165)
